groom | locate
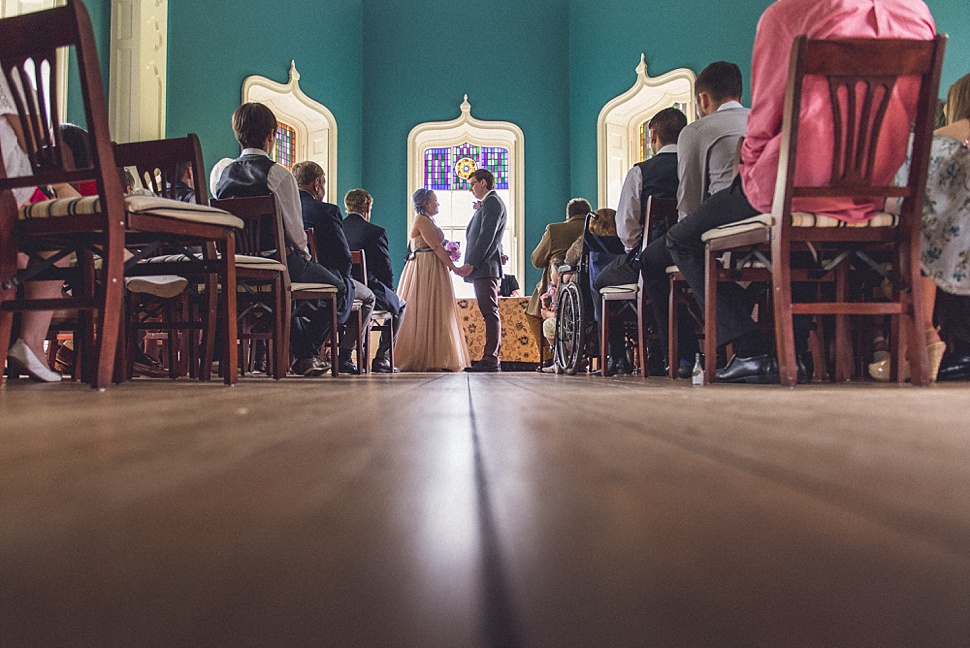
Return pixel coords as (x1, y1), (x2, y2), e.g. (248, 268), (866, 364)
(458, 169), (507, 372)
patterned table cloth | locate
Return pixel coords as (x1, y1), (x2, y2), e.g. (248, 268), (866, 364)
(457, 296), (539, 363)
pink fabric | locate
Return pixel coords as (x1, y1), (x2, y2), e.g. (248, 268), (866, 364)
(740, 0), (936, 222)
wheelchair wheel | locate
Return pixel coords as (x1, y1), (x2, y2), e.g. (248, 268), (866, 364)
(554, 281), (588, 375)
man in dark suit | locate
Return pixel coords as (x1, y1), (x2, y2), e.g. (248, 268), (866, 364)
(457, 168), (507, 372)
(342, 188), (405, 373)
(593, 106), (686, 374)
(292, 162), (375, 375)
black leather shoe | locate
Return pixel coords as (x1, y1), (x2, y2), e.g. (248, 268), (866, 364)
(371, 358), (393, 374)
(338, 359), (359, 375)
(715, 353), (778, 384)
(937, 353), (970, 381)
(464, 360), (500, 373)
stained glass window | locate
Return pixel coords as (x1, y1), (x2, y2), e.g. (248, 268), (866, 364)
(422, 143), (510, 190)
(273, 122), (296, 170)
(639, 122), (651, 162)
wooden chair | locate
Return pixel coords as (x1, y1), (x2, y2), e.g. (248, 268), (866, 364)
(114, 134), (220, 380)
(0, 0), (126, 389)
(634, 196), (678, 379)
(700, 35), (946, 386)
(599, 196), (676, 376)
(350, 248), (397, 374)
(301, 227), (341, 376)
(0, 1), (242, 388)
(209, 195), (293, 379)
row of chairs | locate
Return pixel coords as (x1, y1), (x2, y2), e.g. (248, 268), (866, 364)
(584, 35), (946, 386)
(0, 0), (374, 388)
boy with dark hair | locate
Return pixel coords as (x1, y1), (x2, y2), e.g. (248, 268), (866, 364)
(213, 102), (343, 376)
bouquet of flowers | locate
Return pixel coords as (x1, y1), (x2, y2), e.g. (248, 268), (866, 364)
(443, 240), (461, 263)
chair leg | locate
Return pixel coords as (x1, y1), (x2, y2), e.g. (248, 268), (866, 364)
(329, 296), (339, 377)
(771, 243), (797, 388)
(221, 234), (239, 386)
(834, 263), (853, 382)
(704, 249), (718, 383)
(637, 290), (648, 379)
(600, 296), (609, 376)
(668, 277), (678, 379)
(388, 315), (395, 371)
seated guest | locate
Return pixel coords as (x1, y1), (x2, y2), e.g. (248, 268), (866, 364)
(213, 102), (340, 376)
(665, 0), (934, 383)
(594, 107), (685, 375)
(538, 256), (564, 373)
(525, 198), (590, 364)
(869, 72), (970, 382)
(641, 60), (749, 376)
(499, 262), (521, 297)
(292, 162), (374, 375)
(172, 161), (196, 203)
(341, 188), (405, 373)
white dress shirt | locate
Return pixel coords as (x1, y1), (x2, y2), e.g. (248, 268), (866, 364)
(616, 143), (677, 252)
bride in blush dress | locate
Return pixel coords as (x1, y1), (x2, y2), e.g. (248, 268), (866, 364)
(395, 188), (471, 371)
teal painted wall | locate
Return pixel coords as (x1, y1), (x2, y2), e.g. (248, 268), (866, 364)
(927, 0), (970, 91)
(567, 0), (770, 204)
(66, 0), (969, 287)
(362, 0), (571, 289)
(166, 0), (363, 200)
(66, 0), (111, 127)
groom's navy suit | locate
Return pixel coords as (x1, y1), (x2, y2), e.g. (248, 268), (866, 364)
(464, 190), (507, 364)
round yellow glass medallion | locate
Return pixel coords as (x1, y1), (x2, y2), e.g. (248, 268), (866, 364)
(455, 157), (477, 179)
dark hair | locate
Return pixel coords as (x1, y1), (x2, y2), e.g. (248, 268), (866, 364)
(648, 107), (688, 146)
(232, 102), (278, 149)
(470, 168), (494, 190)
(695, 61), (743, 102)
(566, 197), (592, 218)
(59, 123), (91, 168)
(412, 188), (435, 215)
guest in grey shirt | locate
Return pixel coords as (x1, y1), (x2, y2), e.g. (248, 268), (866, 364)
(676, 61), (750, 220)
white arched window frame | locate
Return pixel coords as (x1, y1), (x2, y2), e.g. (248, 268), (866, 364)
(1, 0), (69, 123)
(597, 54), (696, 211)
(407, 95), (525, 298)
(243, 61), (338, 199)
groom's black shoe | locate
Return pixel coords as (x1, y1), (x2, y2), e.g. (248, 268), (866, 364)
(715, 353), (777, 384)
(465, 360), (501, 373)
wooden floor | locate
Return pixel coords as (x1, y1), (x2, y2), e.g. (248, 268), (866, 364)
(1, 372), (969, 647)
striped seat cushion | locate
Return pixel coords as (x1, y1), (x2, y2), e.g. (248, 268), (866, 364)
(701, 211), (899, 243)
(291, 282), (338, 294)
(19, 194), (243, 229)
(143, 253), (286, 272)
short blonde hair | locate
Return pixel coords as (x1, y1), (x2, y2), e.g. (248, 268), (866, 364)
(344, 188), (372, 214)
(945, 73), (970, 125)
(292, 161), (324, 187)
(588, 208), (617, 237)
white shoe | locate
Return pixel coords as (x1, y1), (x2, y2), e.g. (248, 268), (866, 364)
(125, 275), (188, 298)
(7, 339), (62, 382)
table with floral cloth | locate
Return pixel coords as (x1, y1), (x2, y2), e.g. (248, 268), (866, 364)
(456, 296), (539, 363)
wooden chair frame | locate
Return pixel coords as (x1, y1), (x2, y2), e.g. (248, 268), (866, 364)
(114, 134), (231, 382)
(702, 36), (946, 386)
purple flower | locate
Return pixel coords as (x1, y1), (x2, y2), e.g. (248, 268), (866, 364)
(444, 240), (461, 262)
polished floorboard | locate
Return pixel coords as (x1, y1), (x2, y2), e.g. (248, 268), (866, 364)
(1, 373), (969, 647)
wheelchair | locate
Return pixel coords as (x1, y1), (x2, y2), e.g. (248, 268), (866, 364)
(553, 212), (601, 375)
